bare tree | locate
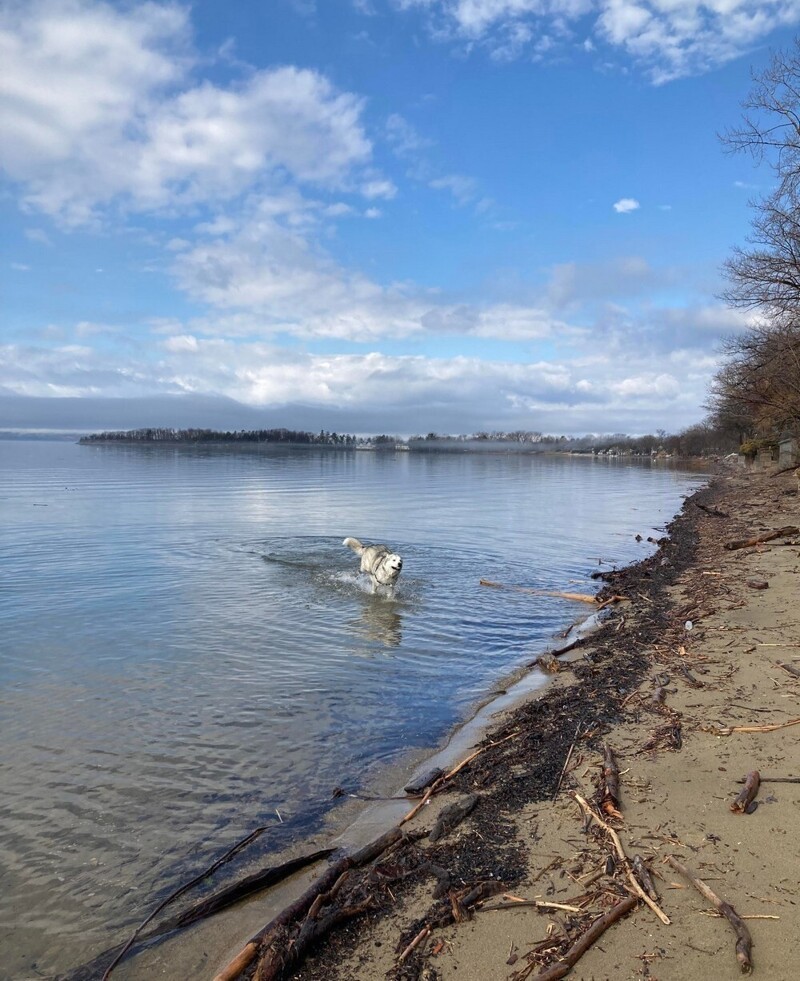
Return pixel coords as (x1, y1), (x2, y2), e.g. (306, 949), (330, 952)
(713, 41), (800, 439)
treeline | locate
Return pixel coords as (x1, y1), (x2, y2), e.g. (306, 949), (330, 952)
(707, 41), (800, 453)
(80, 428), (358, 445)
(409, 425), (738, 457)
(79, 424), (738, 457)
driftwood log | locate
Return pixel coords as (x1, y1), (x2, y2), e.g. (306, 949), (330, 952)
(694, 501), (729, 518)
(724, 526), (799, 551)
(666, 856), (753, 973)
(212, 828), (404, 981)
(599, 743), (623, 821)
(479, 579), (598, 603)
(98, 829), (326, 980)
(429, 793), (480, 842)
(730, 771), (760, 814)
(404, 768), (444, 795)
(534, 895), (639, 981)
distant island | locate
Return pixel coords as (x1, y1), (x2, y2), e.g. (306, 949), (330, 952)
(79, 423), (739, 458)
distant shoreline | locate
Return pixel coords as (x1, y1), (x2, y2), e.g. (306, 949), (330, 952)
(77, 429), (698, 459)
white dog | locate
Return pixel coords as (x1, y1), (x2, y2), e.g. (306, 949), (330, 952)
(343, 537), (403, 596)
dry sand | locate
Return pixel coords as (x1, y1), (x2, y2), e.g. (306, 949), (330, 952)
(108, 464), (800, 981)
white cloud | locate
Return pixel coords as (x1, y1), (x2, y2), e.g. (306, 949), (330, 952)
(396, 1), (800, 81)
(0, 0), (383, 224)
(0, 335), (716, 433)
(613, 197), (640, 213)
(429, 173), (477, 204)
(385, 113), (433, 156)
(24, 228), (53, 246)
(360, 178), (398, 199)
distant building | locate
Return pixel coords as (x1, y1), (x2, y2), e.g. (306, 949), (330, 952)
(779, 433), (798, 466)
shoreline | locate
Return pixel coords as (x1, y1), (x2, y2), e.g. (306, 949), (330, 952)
(111, 463), (800, 981)
(105, 554), (617, 981)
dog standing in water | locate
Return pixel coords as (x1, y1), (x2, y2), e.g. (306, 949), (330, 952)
(343, 537), (403, 597)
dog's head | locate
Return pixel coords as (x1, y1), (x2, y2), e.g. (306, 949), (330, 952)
(380, 552), (403, 582)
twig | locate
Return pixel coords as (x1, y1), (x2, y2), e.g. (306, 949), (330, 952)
(477, 899), (584, 914)
(700, 911), (780, 920)
(552, 722), (582, 799)
(398, 925), (431, 963)
(666, 856), (753, 974)
(737, 775), (800, 784)
(707, 717), (800, 736)
(573, 795), (670, 924)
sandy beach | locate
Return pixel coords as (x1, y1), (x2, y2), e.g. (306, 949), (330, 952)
(107, 462), (800, 981)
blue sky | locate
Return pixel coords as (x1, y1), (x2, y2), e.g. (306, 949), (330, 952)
(1, 0), (797, 434)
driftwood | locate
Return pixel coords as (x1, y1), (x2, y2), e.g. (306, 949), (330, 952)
(171, 849), (335, 931)
(730, 771), (761, 814)
(99, 822), (282, 980)
(404, 768), (445, 795)
(694, 501), (730, 518)
(632, 855), (659, 902)
(429, 793), (480, 842)
(213, 828), (404, 981)
(666, 856), (753, 973)
(552, 722), (582, 800)
(738, 774), (800, 784)
(398, 881), (505, 963)
(533, 895), (639, 981)
(678, 662), (703, 687)
(573, 794), (670, 924)
(778, 662), (800, 679)
(479, 580), (629, 609)
(724, 525), (799, 551)
(537, 653), (561, 673)
(479, 579), (598, 603)
(212, 858), (350, 981)
(253, 897), (374, 981)
(477, 897), (583, 914)
(640, 720), (682, 752)
(649, 686), (668, 711)
(398, 925), (431, 963)
(599, 744), (623, 821)
(707, 717), (800, 736)
(400, 730), (520, 826)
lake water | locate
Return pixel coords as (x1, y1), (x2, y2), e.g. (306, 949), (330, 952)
(0, 440), (703, 977)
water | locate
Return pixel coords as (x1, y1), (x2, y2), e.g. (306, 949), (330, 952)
(0, 440), (703, 977)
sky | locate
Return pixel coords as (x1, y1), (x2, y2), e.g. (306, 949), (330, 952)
(1, 0), (798, 436)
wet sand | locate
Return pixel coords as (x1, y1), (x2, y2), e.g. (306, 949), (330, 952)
(111, 463), (800, 981)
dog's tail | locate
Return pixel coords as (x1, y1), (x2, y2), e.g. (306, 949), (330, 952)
(343, 537), (364, 554)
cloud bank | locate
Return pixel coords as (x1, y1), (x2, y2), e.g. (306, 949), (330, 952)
(394, 1), (800, 81)
(0, 1), (761, 435)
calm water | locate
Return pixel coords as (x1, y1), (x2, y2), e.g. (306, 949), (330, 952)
(0, 440), (702, 977)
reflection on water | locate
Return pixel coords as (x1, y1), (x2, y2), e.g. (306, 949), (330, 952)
(350, 596), (405, 649)
(0, 440), (704, 977)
